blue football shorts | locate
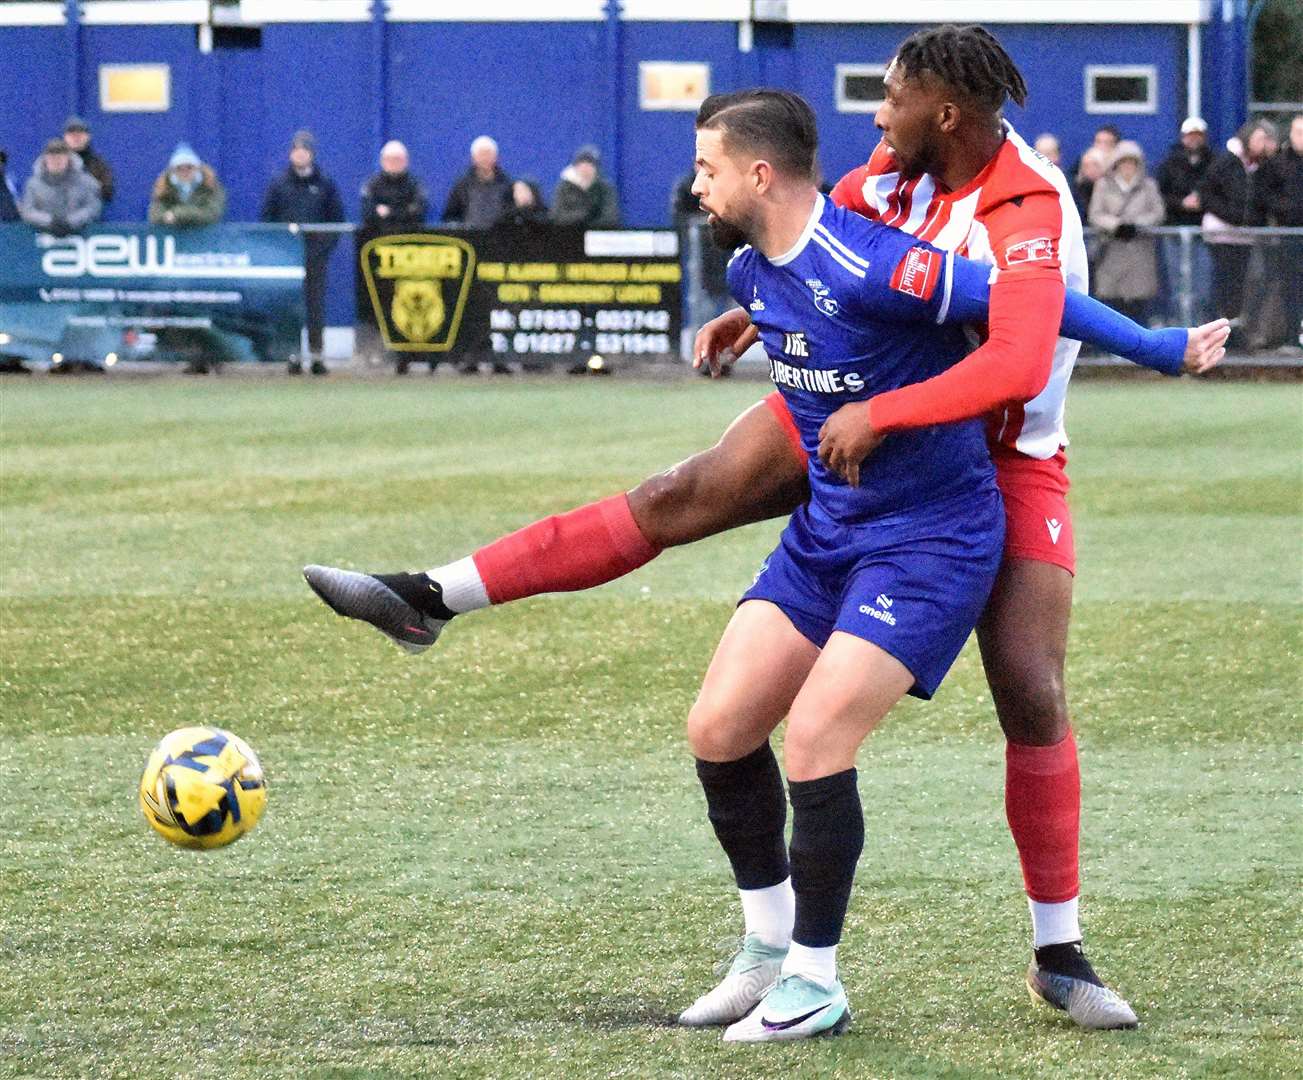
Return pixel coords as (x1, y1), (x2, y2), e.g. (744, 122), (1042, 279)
(740, 487), (1005, 699)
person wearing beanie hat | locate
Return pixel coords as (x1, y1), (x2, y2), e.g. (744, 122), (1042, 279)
(261, 128), (346, 374)
(1088, 139), (1165, 324)
(63, 115), (114, 204)
(18, 135), (102, 237)
(149, 142), (226, 227)
(550, 141), (620, 227)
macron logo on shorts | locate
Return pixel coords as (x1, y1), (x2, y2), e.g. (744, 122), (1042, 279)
(889, 247), (941, 301)
(1046, 517), (1063, 544)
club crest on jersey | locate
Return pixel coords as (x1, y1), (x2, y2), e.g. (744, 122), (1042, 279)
(1004, 236), (1056, 266)
(804, 278), (840, 316)
(890, 247), (942, 301)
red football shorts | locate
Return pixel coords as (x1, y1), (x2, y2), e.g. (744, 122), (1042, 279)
(991, 445), (1075, 575)
(763, 391), (1075, 574)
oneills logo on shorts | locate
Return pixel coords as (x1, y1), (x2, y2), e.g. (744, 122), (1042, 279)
(889, 247), (941, 301)
(360, 234), (476, 352)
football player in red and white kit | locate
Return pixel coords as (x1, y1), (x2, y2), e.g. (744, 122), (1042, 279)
(306, 25), (1228, 1031)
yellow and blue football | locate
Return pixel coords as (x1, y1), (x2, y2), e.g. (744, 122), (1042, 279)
(139, 726), (267, 850)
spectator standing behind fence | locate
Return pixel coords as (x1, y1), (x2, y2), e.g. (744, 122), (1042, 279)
(261, 129), (344, 376)
(1073, 147), (1108, 222)
(443, 136), (513, 228)
(1254, 114), (1303, 351)
(1033, 133), (1061, 168)
(1156, 117), (1214, 321)
(62, 116), (114, 206)
(0, 150), (19, 222)
(149, 144), (225, 227)
(1088, 140), (1165, 324)
(19, 138), (102, 236)
(1200, 119), (1278, 332)
(550, 145), (619, 228)
(505, 177), (547, 226)
(361, 141), (427, 229)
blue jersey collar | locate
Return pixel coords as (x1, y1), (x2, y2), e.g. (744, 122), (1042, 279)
(768, 192), (825, 267)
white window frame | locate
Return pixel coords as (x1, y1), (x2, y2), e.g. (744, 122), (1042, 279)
(1084, 65), (1158, 115)
(638, 61), (711, 112)
(835, 63), (888, 114)
(99, 63), (172, 113)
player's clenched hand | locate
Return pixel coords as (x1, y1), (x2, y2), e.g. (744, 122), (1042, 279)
(818, 402), (884, 488)
(693, 307), (756, 377)
(1183, 317), (1230, 375)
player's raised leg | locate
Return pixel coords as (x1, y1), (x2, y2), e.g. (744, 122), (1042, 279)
(677, 599), (818, 1028)
(977, 544), (1138, 1031)
(721, 632), (915, 1043)
(303, 396), (808, 653)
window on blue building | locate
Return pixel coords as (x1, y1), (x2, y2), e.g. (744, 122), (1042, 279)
(836, 64), (888, 114)
(1085, 65), (1157, 115)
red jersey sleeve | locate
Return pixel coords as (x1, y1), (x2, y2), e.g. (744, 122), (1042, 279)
(867, 190), (1067, 434)
(830, 166), (872, 215)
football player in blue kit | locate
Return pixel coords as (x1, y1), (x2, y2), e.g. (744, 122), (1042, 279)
(680, 88), (1029, 1043)
(304, 89), (1206, 1043)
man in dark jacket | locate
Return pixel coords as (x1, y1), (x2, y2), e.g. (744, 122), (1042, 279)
(442, 136), (513, 228)
(1157, 118), (1213, 225)
(1255, 114), (1303, 349)
(550, 145), (620, 228)
(262, 130), (345, 374)
(63, 116), (114, 206)
(1200, 118), (1278, 324)
(1156, 117), (1214, 320)
(360, 141), (427, 229)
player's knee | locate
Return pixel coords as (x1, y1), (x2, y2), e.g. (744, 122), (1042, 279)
(629, 458), (706, 549)
(992, 660), (1070, 746)
(782, 714), (848, 781)
(686, 697), (754, 762)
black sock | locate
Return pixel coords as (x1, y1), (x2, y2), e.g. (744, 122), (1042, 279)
(789, 769), (864, 948)
(695, 742), (789, 890)
(1034, 941), (1103, 986)
(374, 572), (457, 621)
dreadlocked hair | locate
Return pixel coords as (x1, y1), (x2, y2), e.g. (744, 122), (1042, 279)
(894, 24), (1028, 114)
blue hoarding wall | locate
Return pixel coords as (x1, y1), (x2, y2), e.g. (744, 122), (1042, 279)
(0, 14), (1245, 327)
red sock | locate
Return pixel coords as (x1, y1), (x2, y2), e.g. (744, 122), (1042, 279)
(471, 493), (661, 605)
(1005, 730), (1081, 903)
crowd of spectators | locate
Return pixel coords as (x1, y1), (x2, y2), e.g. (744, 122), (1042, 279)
(1034, 114), (1302, 349)
(2, 111), (1299, 371)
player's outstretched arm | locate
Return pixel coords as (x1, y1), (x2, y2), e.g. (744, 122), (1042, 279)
(946, 255), (1229, 376)
(693, 306), (756, 376)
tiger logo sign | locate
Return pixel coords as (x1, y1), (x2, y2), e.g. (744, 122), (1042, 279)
(360, 233), (476, 352)
(391, 279), (445, 343)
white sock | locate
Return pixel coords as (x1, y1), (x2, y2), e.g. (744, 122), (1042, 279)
(739, 879), (794, 949)
(424, 557), (490, 613)
(781, 941), (838, 989)
(1029, 896), (1081, 948)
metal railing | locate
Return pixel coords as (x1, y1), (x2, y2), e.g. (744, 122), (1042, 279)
(681, 222), (1303, 359)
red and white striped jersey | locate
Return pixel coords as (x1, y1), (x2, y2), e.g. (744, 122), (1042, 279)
(830, 124), (1088, 460)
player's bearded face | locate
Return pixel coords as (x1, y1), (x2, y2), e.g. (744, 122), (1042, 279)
(876, 66), (945, 180)
(692, 130), (755, 250)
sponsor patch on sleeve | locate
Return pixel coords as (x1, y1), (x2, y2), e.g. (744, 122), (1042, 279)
(1000, 235), (1058, 268)
(889, 246), (942, 301)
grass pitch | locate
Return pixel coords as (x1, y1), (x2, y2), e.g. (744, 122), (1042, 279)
(1, 375), (1299, 1079)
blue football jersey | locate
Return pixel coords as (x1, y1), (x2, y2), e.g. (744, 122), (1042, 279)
(726, 193), (996, 525)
